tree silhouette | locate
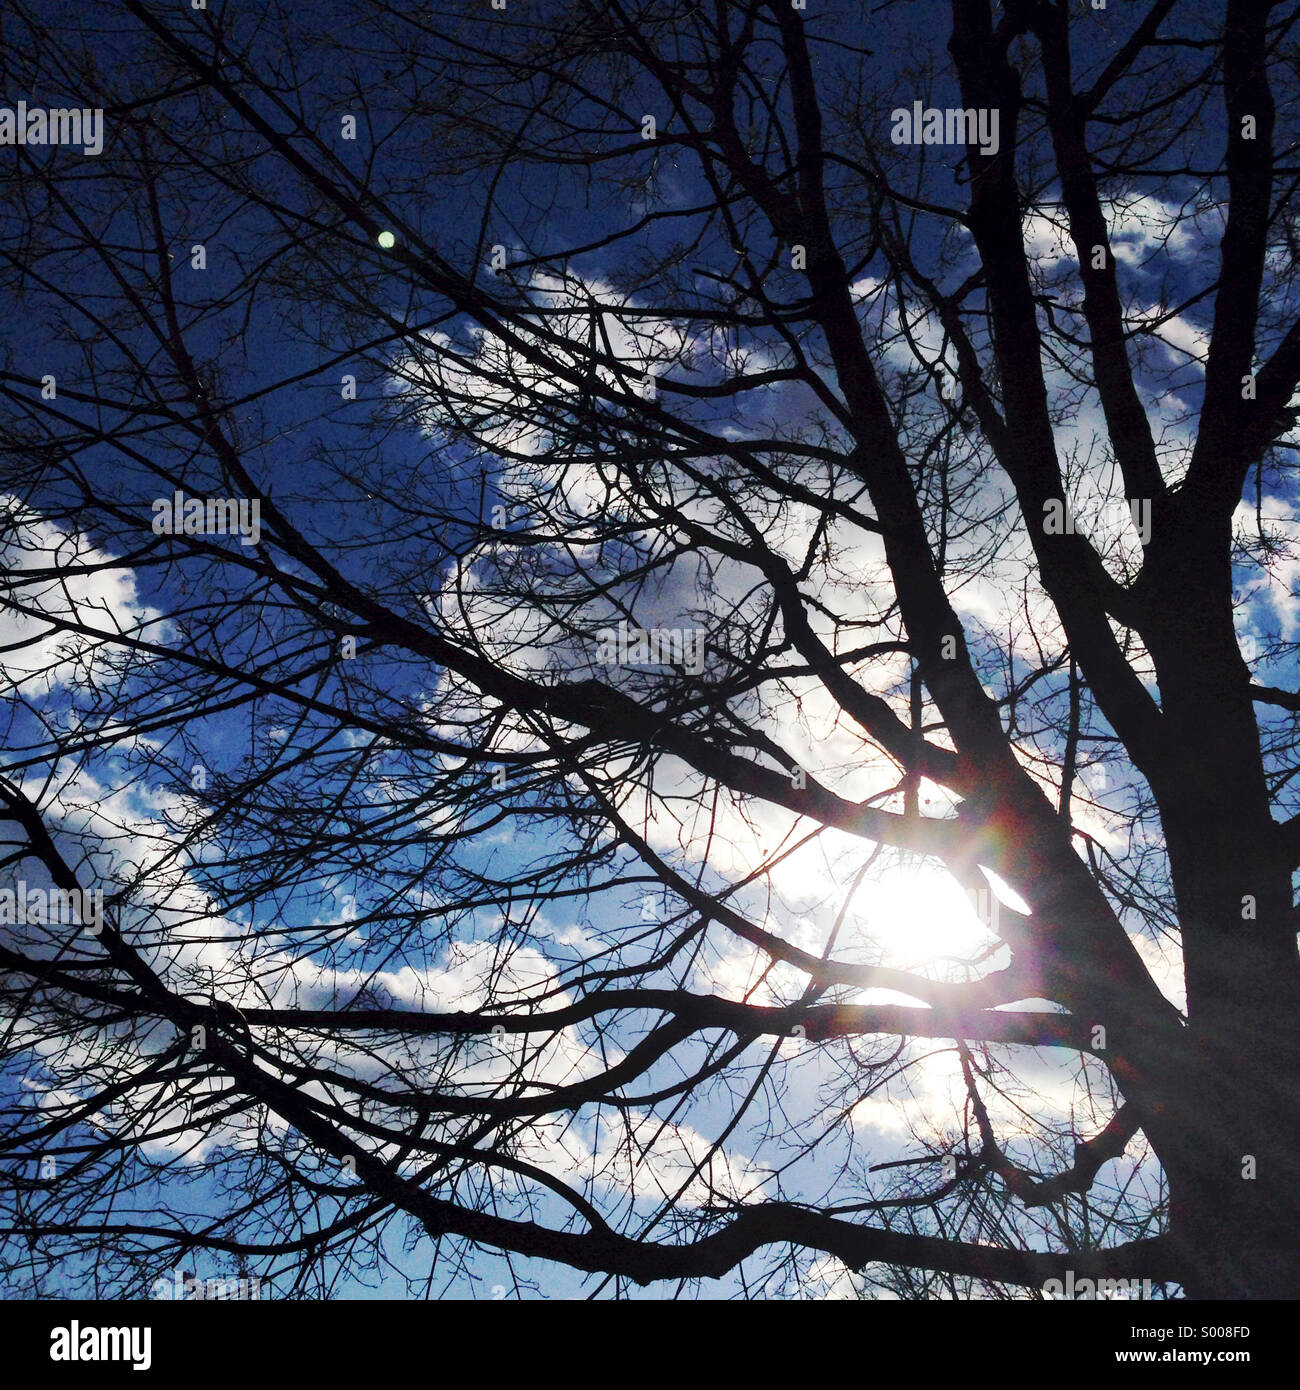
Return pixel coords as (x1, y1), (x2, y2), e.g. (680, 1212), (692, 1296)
(1, 0), (1298, 1300)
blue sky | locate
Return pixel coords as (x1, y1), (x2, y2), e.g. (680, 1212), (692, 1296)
(0, 0), (1294, 1301)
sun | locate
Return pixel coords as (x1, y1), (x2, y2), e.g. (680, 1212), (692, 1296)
(846, 862), (1026, 984)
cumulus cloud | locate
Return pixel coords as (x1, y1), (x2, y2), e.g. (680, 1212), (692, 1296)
(0, 498), (165, 697)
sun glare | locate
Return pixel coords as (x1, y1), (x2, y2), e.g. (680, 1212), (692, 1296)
(849, 864), (1014, 979)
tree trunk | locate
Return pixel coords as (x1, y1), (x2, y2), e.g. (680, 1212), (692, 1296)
(1141, 558), (1300, 1297)
(1159, 1044), (1300, 1298)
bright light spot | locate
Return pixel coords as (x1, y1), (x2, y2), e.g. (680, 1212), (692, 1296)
(849, 865), (1001, 975)
(377, 230), (396, 249)
(979, 867), (1031, 916)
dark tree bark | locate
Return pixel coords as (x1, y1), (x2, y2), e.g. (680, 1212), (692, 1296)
(0, 0), (1298, 1300)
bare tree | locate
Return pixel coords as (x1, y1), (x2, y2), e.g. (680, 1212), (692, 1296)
(0, 0), (1297, 1300)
